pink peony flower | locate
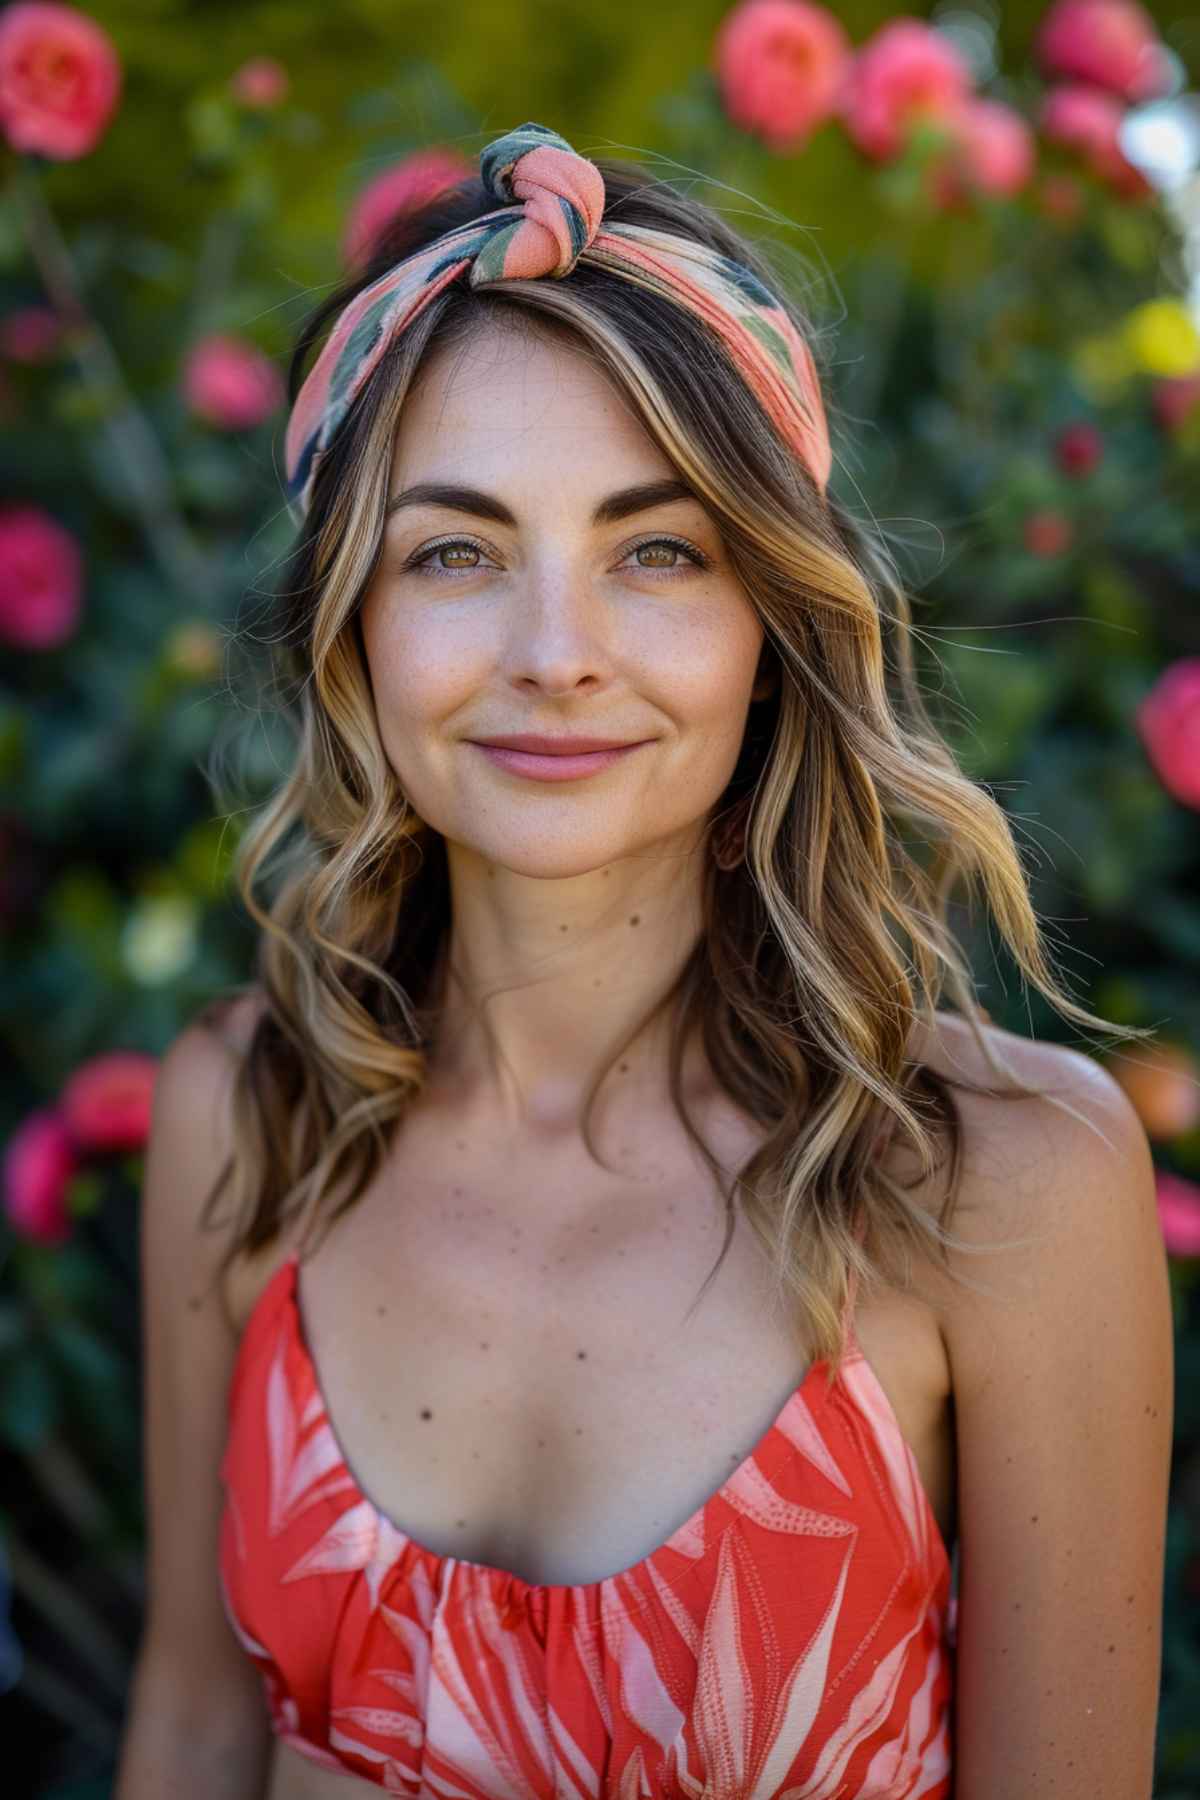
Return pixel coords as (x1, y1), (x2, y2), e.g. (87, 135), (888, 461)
(229, 56), (289, 110)
(60, 1051), (158, 1144)
(1023, 509), (1073, 556)
(182, 333), (284, 431)
(1035, 0), (1170, 105)
(1136, 658), (1200, 808)
(0, 1), (121, 161)
(1039, 82), (1151, 198)
(0, 503), (83, 648)
(1151, 371), (1200, 434)
(60, 1049), (160, 1154)
(929, 97), (1036, 206)
(838, 17), (974, 164)
(0, 304), (62, 362)
(1054, 421), (1104, 474)
(343, 147), (474, 271)
(4, 1108), (76, 1244)
(713, 0), (853, 153)
(1156, 1170), (1200, 1257)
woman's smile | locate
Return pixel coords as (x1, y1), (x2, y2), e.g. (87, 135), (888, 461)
(467, 738), (655, 782)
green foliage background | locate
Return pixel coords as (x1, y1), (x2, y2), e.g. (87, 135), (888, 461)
(1, 1), (1199, 1793)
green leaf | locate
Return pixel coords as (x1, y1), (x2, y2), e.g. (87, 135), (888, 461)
(48, 1318), (127, 1393)
(64, 1172), (104, 1220)
(0, 1347), (58, 1450)
(1140, 894), (1200, 962)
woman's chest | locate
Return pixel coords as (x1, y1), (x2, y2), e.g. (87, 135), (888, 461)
(226, 1113), (956, 1592)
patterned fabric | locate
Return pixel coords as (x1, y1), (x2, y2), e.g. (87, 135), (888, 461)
(283, 120), (833, 519)
(218, 1249), (955, 1796)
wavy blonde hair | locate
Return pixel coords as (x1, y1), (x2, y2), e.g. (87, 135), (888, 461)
(201, 155), (1151, 1381)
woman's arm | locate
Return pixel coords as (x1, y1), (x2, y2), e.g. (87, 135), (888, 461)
(945, 1044), (1173, 1798)
(114, 1002), (273, 1799)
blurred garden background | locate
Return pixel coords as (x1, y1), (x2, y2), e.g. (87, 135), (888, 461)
(0, 0), (1198, 1792)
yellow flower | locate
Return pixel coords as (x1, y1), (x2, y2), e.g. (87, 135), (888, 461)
(1122, 299), (1200, 377)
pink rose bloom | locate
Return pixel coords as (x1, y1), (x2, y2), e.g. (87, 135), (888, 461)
(4, 1108), (76, 1244)
(0, 304), (62, 362)
(0, 1), (121, 161)
(1039, 82), (1151, 197)
(1151, 372), (1200, 434)
(1156, 1170), (1200, 1257)
(60, 1049), (159, 1154)
(229, 56), (289, 110)
(713, 0), (853, 153)
(182, 333), (284, 430)
(343, 147), (474, 271)
(930, 97), (1036, 206)
(1136, 658), (1200, 809)
(1035, 0), (1169, 104)
(838, 17), (974, 164)
(956, 98), (1035, 196)
(0, 503), (82, 648)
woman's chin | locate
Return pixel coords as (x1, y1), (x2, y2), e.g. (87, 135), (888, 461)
(455, 837), (648, 880)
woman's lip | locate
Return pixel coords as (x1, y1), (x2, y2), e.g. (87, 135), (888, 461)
(470, 741), (650, 782)
(472, 737), (644, 753)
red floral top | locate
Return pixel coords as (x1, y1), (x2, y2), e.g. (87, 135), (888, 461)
(219, 1250), (955, 1796)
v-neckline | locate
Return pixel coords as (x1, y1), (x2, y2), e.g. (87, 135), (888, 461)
(281, 1248), (842, 1597)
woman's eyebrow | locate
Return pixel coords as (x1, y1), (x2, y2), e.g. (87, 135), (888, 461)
(384, 477), (702, 528)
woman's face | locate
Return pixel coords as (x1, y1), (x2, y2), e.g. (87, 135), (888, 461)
(359, 318), (771, 879)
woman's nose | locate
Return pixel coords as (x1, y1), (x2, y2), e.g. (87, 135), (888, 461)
(502, 567), (619, 693)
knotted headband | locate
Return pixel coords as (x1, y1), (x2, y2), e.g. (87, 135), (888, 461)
(284, 121), (832, 518)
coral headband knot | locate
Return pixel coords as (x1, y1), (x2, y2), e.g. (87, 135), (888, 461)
(284, 121), (832, 518)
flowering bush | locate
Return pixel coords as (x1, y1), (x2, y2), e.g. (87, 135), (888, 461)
(0, 0), (1197, 1786)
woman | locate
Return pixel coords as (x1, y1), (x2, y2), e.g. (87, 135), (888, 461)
(116, 124), (1172, 1798)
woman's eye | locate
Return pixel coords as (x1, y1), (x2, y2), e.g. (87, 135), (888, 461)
(405, 535), (709, 580)
(410, 540), (490, 576)
(628, 538), (709, 575)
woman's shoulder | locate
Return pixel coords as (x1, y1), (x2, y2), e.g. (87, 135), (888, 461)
(880, 1009), (1137, 1312)
(901, 1007), (1117, 1187)
(905, 1009), (1158, 1370)
(907, 1005), (1093, 1093)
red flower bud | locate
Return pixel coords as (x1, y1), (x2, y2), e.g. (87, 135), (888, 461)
(1023, 510), (1074, 556)
(1054, 422), (1104, 475)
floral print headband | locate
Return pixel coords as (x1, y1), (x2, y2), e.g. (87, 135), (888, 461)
(284, 121), (833, 518)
